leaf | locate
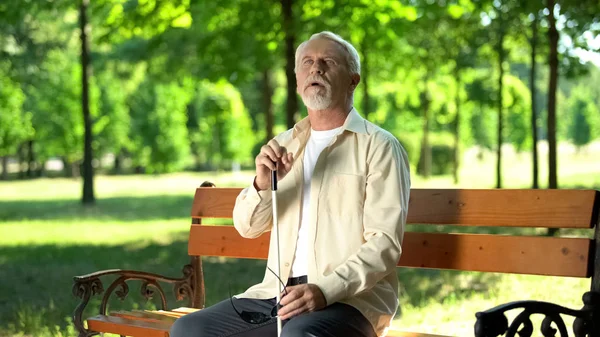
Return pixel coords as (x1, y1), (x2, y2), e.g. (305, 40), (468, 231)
(447, 4), (465, 19)
(172, 12), (191, 28)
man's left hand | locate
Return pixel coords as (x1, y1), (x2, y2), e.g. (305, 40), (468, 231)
(277, 283), (327, 320)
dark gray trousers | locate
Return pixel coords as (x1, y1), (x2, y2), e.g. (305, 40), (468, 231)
(169, 297), (377, 337)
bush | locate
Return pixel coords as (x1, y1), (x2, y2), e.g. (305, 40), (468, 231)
(396, 133), (421, 170)
(416, 132), (455, 176)
(430, 144), (454, 175)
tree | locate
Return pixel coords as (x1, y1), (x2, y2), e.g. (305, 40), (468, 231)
(567, 84), (599, 149)
(281, 0), (298, 129)
(128, 80), (191, 174)
(402, 1), (456, 178)
(27, 49), (95, 177)
(94, 67), (131, 173)
(188, 80), (255, 169)
(546, 0), (559, 189)
(504, 74), (532, 153)
(544, 0), (600, 189)
(434, 6), (485, 183)
(0, 62), (32, 180)
(80, 0), (95, 204)
(466, 73), (497, 153)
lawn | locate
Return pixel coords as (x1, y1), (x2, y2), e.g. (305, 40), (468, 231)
(0, 142), (598, 337)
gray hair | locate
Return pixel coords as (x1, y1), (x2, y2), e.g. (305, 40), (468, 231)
(294, 31), (361, 76)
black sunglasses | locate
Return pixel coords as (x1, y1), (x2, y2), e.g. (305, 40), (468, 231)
(229, 267), (289, 324)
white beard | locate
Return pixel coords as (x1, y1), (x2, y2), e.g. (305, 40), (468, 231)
(301, 86), (332, 110)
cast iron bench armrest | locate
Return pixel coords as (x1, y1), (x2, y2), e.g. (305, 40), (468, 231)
(72, 265), (195, 337)
(474, 291), (600, 337)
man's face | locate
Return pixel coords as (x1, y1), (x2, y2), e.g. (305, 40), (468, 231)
(296, 38), (354, 111)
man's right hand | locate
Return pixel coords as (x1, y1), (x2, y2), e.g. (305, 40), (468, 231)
(254, 139), (294, 191)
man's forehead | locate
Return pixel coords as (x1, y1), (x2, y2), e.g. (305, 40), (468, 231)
(301, 38), (345, 58)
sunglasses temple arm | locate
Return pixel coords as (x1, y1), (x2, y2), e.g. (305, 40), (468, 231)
(267, 266), (288, 296)
(228, 287), (244, 317)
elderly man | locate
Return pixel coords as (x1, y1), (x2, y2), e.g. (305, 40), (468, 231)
(170, 31), (410, 337)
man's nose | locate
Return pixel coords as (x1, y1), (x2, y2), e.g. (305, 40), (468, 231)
(310, 61), (324, 74)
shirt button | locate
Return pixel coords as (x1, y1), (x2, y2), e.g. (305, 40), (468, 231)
(285, 263), (290, 267)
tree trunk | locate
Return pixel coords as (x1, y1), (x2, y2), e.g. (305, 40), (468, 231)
(186, 103), (202, 170)
(80, 0), (95, 205)
(361, 39), (370, 120)
(281, 0), (297, 129)
(113, 151), (122, 174)
(453, 68), (461, 184)
(37, 161), (45, 177)
(496, 28), (505, 189)
(418, 81), (432, 178)
(263, 69), (274, 141)
(26, 140), (34, 178)
(547, 0), (558, 190)
(530, 13), (539, 189)
(17, 143), (25, 179)
(1, 156), (8, 180)
(63, 158), (73, 177)
(546, 0), (559, 237)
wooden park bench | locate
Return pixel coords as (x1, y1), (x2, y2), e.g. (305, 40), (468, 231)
(72, 184), (600, 337)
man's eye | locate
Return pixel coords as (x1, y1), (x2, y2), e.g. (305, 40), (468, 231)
(303, 59), (313, 65)
(326, 59), (335, 65)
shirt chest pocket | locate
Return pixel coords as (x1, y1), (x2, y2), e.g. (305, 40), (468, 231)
(321, 172), (366, 225)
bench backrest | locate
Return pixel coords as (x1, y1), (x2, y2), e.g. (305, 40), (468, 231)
(188, 187), (600, 289)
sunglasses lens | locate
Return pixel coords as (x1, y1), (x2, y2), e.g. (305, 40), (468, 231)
(241, 311), (271, 324)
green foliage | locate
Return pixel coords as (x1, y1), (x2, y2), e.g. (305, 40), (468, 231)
(567, 84), (600, 148)
(504, 74), (531, 152)
(0, 61), (32, 156)
(465, 73), (496, 150)
(189, 80), (255, 169)
(128, 80), (190, 173)
(417, 132), (455, 176)
(396, 132), (421, 169)
(94, 69), (131, 157)
(27, 49), (91, 163)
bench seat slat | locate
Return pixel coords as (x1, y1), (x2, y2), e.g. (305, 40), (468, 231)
(86, 315), (171, 337)
(111, 310), (180, 323)
(100, 309), (452, 337)
(191, 188), (598, 228)
(189, 226), (591, 277)
(386, 331), (453, 337)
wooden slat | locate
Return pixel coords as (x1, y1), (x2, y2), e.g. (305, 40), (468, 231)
(408, 189), (597, 228)
(99, 308), (449, 337)
(111, 310), (178, 324)
(87, 315), (170, 337)
(191, 188), (598, 228)
(190, 188), (242, 219)
(387, 331), (452, 337)
(401, 232), (590, 277)
(188, 225), (591, 277)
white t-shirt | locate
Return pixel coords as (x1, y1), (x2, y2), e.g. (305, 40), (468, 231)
(291, 126), (343, 277)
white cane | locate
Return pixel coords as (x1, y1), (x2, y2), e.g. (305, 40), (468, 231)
(271, 168), (282, 337)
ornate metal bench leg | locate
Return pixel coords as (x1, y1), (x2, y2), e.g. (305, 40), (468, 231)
(72, 277), (103, 337)
(573, 291), (600, 337)
(474, 291), (600, 337)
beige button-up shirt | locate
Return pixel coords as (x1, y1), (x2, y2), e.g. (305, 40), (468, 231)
(233, 108), (411, 336)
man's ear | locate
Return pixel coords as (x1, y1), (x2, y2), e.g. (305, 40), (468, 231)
(350, 74), (361, 90)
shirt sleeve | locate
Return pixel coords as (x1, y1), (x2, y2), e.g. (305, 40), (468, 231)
(315, 133), (411, 305)
(232, 178), (274, 238)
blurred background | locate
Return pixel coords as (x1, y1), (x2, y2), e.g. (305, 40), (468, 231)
(0, 0), (599, 336)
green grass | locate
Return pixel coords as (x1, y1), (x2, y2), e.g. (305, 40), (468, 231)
(0, 142), (598, 337)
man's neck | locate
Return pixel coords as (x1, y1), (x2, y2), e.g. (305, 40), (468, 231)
(307, 104), (351, 131)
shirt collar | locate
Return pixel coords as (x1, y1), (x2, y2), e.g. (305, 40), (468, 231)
(292, 107), (368, 138)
